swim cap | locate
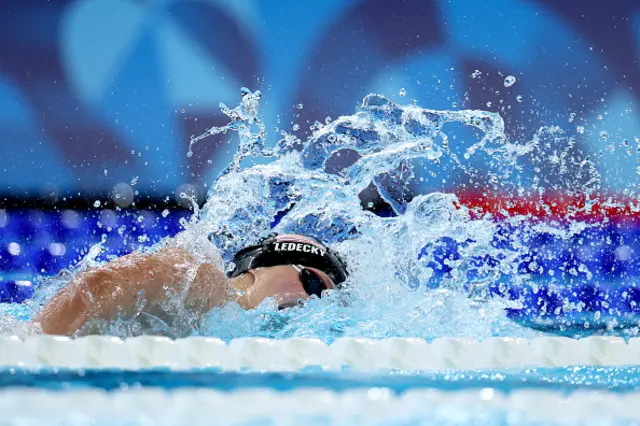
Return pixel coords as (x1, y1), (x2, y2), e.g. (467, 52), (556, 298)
(227, 234), (348, 287)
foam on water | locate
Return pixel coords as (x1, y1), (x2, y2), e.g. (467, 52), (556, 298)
(16, 89), (616, 340)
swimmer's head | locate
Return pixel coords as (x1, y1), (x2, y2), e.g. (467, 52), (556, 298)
(232, 263), (338, 310)
(228, 234), (348, 308)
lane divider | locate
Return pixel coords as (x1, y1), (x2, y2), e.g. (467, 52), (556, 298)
(0, 388), (637, 424)
(0, 336), (638, 370)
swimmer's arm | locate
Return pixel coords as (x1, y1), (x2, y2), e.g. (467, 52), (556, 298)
(34, 246), (231, 336)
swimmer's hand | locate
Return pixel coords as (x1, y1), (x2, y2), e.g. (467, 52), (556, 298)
(34, 246), (230, 336)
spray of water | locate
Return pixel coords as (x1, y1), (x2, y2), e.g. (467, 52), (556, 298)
(178, 89), (601, 341)
(16, 87), (616, 341)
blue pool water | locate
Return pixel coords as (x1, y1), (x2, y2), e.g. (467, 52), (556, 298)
(0, 365), (636, 425)
(5, 208), (640, 333)
(1, 366), (639, 394)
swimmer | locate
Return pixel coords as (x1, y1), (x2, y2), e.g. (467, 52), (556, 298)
(35, 234), (348, 336)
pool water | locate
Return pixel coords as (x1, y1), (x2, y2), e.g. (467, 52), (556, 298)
(0, 365), (639, 425)
(1, 366), (639, 393)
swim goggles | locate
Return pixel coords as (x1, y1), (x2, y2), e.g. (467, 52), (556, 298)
(290, 264), (332, 298)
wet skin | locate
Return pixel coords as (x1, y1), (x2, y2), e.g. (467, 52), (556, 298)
(35, 245), (336, 336)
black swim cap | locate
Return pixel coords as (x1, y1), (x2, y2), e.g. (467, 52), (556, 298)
(227, 234), (348, 287)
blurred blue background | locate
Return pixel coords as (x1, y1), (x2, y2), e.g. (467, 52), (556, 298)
(2, 0), (640, 332)
(1, 0), (639, 200)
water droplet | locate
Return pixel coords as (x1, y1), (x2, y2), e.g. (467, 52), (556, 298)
(471, 70), (482, 79)
(503, 75), (516, 87)
(292, 124), (300, 131)
(93, 200), (101, 208)
(452, 102), (458, 108)
(600, 131), (608, 140)
(615, 245), (632, 261)
(187, 151), (193, 158)
(569, 112), (576, 123)
(8, 242), (21, 256)
(162, 209), (170, 218)
(296, 103), (304, 110)
(597, 114), (603, 120)
(486, 101), (492, 108)
(516, 95), (523, 103)
(399, 88), (407, 97)
(577, 126), (585, 134)
(130, 176), (138, 186)
(103, 169), (108, 176)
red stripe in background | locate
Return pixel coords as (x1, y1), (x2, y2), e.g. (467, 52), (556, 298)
(454, 192), (640, 221)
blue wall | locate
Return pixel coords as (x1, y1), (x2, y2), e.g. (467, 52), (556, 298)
(1, 0), (639, 199)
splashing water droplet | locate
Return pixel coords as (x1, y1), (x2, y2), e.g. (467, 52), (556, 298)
(577, 126), (585, 134)
(399, 88), (407, 97)
(292, 124), (300, 131)
(503, 75), (516, 87)
(162, 209), (170, 218)
(296, 103), (304, 110)
(516, 95), (523, 103)
(471, 70), (482, 79)
(93, 200), (101, 208)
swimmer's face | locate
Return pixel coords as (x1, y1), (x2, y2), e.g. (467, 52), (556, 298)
(233, 265), (336, 310)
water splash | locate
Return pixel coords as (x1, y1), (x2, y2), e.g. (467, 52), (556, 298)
(181, 90), (584, 341)
(188, 87), (269, 175)
(503, 76), (516, 87)
(23, 88), (632, 341)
